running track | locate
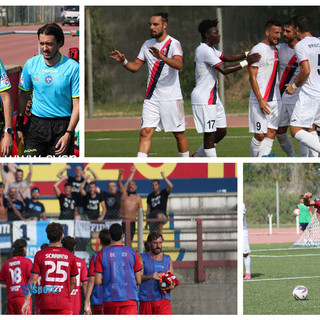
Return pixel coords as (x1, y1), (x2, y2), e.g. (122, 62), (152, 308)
(85, 114), (249, 131)
(0, 23), (79, 66)
(249, 228), (302, 244)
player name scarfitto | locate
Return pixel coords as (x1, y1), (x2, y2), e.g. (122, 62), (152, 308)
(21, 284), (64, 295)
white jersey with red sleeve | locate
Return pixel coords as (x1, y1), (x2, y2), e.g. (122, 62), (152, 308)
(71, 256), (88, 315)
(249, 42), (281, 103)
(137, 35), (183, 101)
(277, 43), (300, 104)
(294, 36), (320, 98)
(191, 43), (223, 105)
(0, 256), (32, 300)
(32, 246), (78, 311)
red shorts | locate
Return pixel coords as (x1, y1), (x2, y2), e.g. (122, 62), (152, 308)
(8, 296), (32, 315)
(103, 300), (137, 315)
(40, 309), (72, 315)
(92, 304), (104, 315)
(139, 299), (172, 315)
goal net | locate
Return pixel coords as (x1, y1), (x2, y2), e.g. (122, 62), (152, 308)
(292, 210), (320, 247)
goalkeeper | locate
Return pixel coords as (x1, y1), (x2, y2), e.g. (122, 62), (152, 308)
(138, 232), (178, 315)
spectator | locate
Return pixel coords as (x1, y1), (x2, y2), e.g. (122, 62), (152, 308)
(8, 164), (33, 201)
(7, 187), (26, 221)
(100, 181), (121, 220)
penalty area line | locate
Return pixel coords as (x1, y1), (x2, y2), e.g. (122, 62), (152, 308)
(244, 275), (320, 282)
(251, 253), (320, 258)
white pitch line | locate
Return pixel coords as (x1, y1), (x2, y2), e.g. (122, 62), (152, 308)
(251, 247), (320, 252)
(244, 275), (320, 282)
(251, 254), (320, 258)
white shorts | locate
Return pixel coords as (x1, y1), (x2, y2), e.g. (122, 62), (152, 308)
(249, 100), (282, 133)
(216, 99), (227, 128)
(243, 231), (250, 254)
(279, 103), (295, 127)
(290, 91), (320, 128)
(192, 104), (217, 133)
(141, 99), (185, 132)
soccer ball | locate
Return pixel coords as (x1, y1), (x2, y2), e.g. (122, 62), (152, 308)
(293, 285), (308, 300)
(293, 208), (300, 217)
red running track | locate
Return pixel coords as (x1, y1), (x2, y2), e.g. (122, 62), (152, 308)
(85, 114), (249, 131)
(248, 228), (302, 244)
(0, 23), (79, 66)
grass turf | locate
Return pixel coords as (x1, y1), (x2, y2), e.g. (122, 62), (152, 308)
(243, 242), (320, 314)
(85, 127), (301, 157)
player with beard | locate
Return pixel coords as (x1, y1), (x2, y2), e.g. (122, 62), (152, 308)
(21, 222), (78, 315)
(138, 232), (176, 315)
(118, 166), (143, 243)
(286, 15), (320, 154)
(17, 23), (79, 156)
(276, 19), (300, 157)
(19, 184), (46, 220)
(110, 12), (189, 157)
(0, 239), (33, 315)
(248, 20), (282, 157)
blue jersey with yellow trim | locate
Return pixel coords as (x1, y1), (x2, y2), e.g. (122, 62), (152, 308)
(0, 59), (11, 92)
(18, 54), (79, 118)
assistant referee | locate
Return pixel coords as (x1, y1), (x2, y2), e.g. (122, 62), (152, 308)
(17, 23), (79, 156)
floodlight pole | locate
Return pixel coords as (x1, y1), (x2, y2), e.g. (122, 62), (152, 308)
(276, 180), (280, 228)
(86, 8), (94, 119)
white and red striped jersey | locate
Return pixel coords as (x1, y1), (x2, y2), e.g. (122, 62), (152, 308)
(249, 42), (281, 103)
(137, 35), (183, 101)
(277, 43), (300, 104)
(294, 36), (320, 99)
(191, 43), (223, 105)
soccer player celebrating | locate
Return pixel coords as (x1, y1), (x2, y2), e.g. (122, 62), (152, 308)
(110, 12), (189, 157)
(0, 239), (33, 315)
(139, 232), (177, 314)
(21, 222), (78, 315)
(286, 15), (320, 154)
(61, 236), (88, 315)
(94, 223), (142, 315)
(191, 19), (260, 157)
(243, 203), (251, 280)
(249, 20), (282, 157)
(84, 228), (111, 315)
(17, 23), (79, 156)
(0, 58), (14, 156)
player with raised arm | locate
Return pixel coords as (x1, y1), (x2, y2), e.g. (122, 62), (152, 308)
(285, 15), (320, 154)
(249, 20), (282, 157)
(17, 23), (79, 156)
(94, 223), (142, 315)
(21, 222), (78, 315)
(0, 59), (13, 156)
(191, 19), (260, 157)
(139, 232), (178, 315)
(61, 236), (88, 315)
(118, 166), (143, 242)
(8, 164), (32, 201)
(110, 12), (189, 157)
(243, 203), (251, 279)
(0, 239), (32, 314)
(84, 228), (111, 315)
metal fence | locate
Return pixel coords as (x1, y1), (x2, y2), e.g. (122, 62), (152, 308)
(0, 6), (62, 27)
(85, 6), (320, 116)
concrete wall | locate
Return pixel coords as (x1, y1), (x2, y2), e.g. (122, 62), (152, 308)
(171, 267), (237, 314)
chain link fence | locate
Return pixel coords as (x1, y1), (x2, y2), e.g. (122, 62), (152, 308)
(85, 6), (320, 116)
(0, 6), (62, 27)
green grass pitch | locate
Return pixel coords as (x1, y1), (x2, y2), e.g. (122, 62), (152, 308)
(85, 128), (301, 157)
(244, 242), (320, 314)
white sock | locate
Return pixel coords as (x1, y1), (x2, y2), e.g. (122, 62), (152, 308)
(244, 255), (251, 274)
(295, 130), (320, 153)
(309, 131), (319, 157)
(276, 133), (295, 157)
(179, 151), (189, 157)
(194, 144), (205, 157)
(299, 141), (309, 157)
(204, 148), (217, 157)
(137, 152), (148, 157)
(250, 137), (261, 157)
(258, 137), (274, 157)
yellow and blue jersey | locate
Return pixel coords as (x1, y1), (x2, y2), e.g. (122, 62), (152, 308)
(18, 54), (79, 118)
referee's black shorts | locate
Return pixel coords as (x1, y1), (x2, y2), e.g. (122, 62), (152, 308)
(24, 114), (74, 156)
